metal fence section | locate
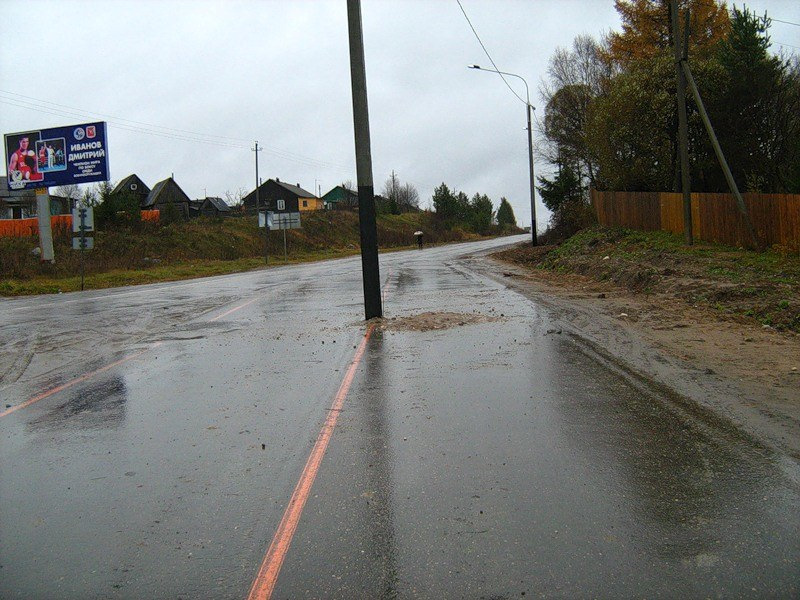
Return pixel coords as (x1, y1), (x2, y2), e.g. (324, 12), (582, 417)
(591, 190), (800, 251)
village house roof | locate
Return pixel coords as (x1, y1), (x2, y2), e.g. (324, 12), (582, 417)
(111, 174), (151, 197)
(144, 177), (191, 208)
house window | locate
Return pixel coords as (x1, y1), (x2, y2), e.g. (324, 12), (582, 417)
(277, 199), (285, 210)
(302, 200), (308, 207)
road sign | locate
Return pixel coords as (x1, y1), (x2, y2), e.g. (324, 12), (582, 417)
(72, 206), (95, 232)
(268, 211), (301, 230)
(72, 236), (94, 250)
(4, 122), (110, 191)
(258, 210), (275, 229)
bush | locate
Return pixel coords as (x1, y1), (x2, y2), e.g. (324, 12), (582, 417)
(95, 191), (141, 229)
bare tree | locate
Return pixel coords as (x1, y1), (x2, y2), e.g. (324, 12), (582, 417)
(397, 183), (420, 211)
(54, 184), (80, 201)
(53, 183), (81, 212)
(539, 35), (608, 189)
(224, 187), (248, 207)
(381, 171), (419, 212)
(339, 180), (358, 209)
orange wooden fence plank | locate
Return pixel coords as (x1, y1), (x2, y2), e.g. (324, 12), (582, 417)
(592, 190), (799, 251)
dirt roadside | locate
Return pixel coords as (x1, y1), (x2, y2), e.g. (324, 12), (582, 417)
(469, 240), (800, 461)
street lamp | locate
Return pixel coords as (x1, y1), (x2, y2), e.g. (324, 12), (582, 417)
(468, 64), (537, 245)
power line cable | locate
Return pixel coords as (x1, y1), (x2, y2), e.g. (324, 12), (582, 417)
(455, 0), (529, 107)
(768, 18), (800, 27)
(0, 89), (252, 143)
(0, 90), (353, 172)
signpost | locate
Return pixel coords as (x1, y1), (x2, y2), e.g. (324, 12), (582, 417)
(267, 211), (301, 262)
(258, 210), (273, 265)
(72, 205), (94, 290)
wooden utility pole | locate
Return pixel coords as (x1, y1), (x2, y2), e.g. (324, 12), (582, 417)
(670, 1), (760, 250)
(347, 0), (382, 320)
(671, 0), (693, 244)
(680, 66), (760, 250)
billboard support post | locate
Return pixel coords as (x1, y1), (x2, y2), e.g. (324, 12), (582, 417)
(35, 189), (54, 263)
(79, 207), (86, 290)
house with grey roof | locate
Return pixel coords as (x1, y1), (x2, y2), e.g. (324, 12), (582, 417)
(110, 174), (151, 208)
(242, 178), (319, 213)
(143, 177), (191, 219)
(197, 196), (231, 217)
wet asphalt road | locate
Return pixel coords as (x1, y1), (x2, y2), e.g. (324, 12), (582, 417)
(1, 234), (798, 599)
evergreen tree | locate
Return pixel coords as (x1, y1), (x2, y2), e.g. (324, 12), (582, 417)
(537, 166), (594, 236)
(432, 183), (456, 219)
(496, 198), (516, 228)
(469, 193), (494, 234)
(711, 7), (800, 192)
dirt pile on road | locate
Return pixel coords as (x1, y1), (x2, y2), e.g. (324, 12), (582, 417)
(376, 311), (502, 332)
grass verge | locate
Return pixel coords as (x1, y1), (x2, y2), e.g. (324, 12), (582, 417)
(494, 226), (800, 332)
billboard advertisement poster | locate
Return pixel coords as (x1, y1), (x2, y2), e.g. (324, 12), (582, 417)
(4, 121), (109, 191)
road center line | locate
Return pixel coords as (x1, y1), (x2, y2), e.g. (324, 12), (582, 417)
(246, 272), (393, 600)
(246, 322), (376, 600)
(209, 296), (261, 322)
(0, 342), (162, 419)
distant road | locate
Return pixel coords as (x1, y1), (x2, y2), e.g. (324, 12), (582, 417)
(1, 234), (798, 599)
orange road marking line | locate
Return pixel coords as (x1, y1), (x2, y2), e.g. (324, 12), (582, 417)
(246, 322), (381, 600)
(0, 343), (162, 419)
(209, 297), (261, 322)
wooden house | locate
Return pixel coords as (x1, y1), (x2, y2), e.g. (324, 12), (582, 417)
(198, 196), (231, 217)
(143, 177), (191, 219)
(110, 174), (151, 208)
(242, 178), (318, 213)
(322, 185), (359, 210)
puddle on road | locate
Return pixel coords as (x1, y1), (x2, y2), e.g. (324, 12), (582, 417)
(374, 311), (503, 332)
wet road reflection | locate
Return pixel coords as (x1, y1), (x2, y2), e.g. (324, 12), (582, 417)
(360, 331), (399, 597)
(543, 335), (799, 579)
(1, 235), (797, 599)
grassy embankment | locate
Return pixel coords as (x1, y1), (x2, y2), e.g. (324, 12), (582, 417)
(495, 226), (800, 332)
(0, 211), (512, 295)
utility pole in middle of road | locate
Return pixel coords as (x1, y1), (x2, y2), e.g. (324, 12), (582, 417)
(347, 0), (382, 320)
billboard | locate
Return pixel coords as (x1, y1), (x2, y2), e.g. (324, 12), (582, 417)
(4, 121), (109, 191)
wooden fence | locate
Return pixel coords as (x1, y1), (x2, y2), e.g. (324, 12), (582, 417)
(0, 210), (160, 238)
(591, 190), (800, 251)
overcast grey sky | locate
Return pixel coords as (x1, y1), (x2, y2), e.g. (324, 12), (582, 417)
(2, 0), (798, 229)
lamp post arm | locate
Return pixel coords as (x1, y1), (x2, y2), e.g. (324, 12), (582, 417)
(468, 64), (537, 244)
